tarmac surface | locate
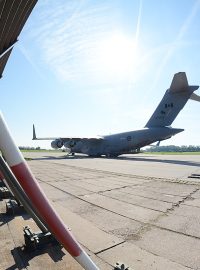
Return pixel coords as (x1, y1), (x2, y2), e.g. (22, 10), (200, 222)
(1, 152), (200, 270)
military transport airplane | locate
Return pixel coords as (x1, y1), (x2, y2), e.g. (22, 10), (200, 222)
(33, 72), (200, 157)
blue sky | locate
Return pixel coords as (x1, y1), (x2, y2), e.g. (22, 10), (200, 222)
(1, 0), (200, 148)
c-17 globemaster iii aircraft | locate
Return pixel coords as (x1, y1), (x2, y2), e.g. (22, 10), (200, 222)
(33, 72), (200, 157)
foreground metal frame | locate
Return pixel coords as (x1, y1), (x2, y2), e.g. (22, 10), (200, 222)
(0, 112), (99, 269)
(0, 156), (48, 232)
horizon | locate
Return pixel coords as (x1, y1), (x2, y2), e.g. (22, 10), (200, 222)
(1, 0), (200, 149)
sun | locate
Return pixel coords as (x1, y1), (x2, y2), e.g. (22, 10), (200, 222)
(95, 32), (139, 80)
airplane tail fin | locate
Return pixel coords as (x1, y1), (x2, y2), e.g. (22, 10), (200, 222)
(145, 72), (199, 128)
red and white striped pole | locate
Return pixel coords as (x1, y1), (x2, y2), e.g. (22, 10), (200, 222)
(0, 112), (99, 270)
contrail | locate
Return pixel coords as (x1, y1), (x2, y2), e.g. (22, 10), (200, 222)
(151, 0), (200, 92)
(135, 0), (143, 49)
(18, 44), (46, 80)
(127, 0), (143, 93)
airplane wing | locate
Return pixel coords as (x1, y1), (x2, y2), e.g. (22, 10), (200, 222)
(58, 137), (103, 142)
(32, 124), (104, 142)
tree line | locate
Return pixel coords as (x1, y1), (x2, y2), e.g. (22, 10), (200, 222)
(19, 146), (42, 150)
(145, 145), (200, 152)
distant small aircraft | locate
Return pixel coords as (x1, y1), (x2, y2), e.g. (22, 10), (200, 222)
(33, 72), (200, 157)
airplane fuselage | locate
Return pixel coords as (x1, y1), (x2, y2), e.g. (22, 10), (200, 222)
(32, 73), (199, 157)
(69, 127), (183, 157)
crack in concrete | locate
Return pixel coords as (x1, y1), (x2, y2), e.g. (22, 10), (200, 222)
(94, 241), (126, 255)
(125, 187), (200, 242)
(166, 187), (200, 213)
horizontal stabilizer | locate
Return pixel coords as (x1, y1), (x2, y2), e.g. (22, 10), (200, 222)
(170, 72), (188, 92)
(190, 93), (200, 102)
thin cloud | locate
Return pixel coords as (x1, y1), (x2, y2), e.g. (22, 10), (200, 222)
(25, 0), (118, 84)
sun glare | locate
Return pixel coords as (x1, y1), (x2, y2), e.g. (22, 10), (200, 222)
(95, 33), (139, 80)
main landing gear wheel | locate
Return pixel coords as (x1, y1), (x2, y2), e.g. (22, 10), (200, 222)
(114, 262), (130, 270)
(106, 154), (119, 158)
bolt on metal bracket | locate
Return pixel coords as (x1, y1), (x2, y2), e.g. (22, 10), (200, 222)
(114, 262), (131, 270)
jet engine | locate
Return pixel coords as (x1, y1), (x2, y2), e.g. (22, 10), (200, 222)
(51, 139), (63, 149)
(64, 140), (76, 148)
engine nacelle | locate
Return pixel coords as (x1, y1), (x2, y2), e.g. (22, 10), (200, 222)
(51, 139), (63, 149)
(64, 140), (76, 148)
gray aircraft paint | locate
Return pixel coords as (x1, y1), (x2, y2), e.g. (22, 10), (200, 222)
(33, 72), (200, 157)
(69, 127), (183, 156)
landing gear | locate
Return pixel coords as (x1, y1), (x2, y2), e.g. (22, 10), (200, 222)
(65, 152), (75, 158)
(106, 153), (119, 158)
(114, 262), (130, 270)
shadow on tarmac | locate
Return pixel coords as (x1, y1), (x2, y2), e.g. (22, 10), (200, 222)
(32, 155), (92, 161)
(0, 212), (31, 228)
(30, 154), (200, 168)
(115, 155), (200, 167)
(7, 245), (65, 270)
